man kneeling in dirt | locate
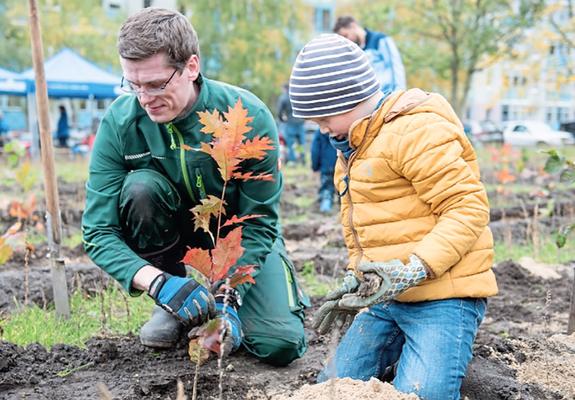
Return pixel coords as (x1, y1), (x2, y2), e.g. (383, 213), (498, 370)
(289, 34), (498, 399)
(81, 8), (308, 367)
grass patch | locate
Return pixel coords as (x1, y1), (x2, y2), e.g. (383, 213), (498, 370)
(299, 261), (335, 297)
(0, 285), (153, 349)
(55, 158), (89, 184)
(292, 195), (315, 209)
(494, 238), (574, 265)
(62, 232), (83, 249)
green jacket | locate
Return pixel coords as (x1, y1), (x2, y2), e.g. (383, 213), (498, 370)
(82, 75), (283, 295)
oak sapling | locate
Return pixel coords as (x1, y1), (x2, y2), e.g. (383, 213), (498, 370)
(182, 98), (274, 358)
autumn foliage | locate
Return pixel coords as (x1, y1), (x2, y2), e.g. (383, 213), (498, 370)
(183, 98), (274, 357)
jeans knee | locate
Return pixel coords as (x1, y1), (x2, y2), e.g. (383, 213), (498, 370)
(243, 334), (307, 367)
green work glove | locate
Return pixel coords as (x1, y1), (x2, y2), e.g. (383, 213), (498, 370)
(312, 270), (360, 335)
(338, 254), (428, 309)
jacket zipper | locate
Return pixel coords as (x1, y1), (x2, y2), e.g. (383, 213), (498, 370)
(341, 117), (380, 271)
(195, 169), (206, 199)
(166, 123), (196, 203)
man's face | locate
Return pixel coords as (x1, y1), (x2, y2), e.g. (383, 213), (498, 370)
(120, 53), (200, 123)
(336, 23), (362, 46)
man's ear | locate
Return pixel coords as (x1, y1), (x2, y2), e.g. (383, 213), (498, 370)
(186, 55), (200, 81)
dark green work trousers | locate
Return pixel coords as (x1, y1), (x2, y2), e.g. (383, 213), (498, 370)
(119, 169), (308, 366)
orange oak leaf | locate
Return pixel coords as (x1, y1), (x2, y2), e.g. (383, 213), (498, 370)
(221, 214), (265, 228)
(197, 109), (225, 138)
(223, 98), (253, 143)
(182, 247), (212, 278)
(236, 136), (274, 160)
(211, 227), (244, 282)
(191, 195), (226, 233)
(229, 265), (257, 287)
(201, 140), (236, 181)
(8, 195), (36, 221)
(198, 98), (275, 183)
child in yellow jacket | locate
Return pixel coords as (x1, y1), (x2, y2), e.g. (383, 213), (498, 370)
(289, 34), (497, 400)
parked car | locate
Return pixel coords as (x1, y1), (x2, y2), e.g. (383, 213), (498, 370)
(502, 120), (575, 147)
(559, 121), (575, 139)
(462, 120), (504, 144)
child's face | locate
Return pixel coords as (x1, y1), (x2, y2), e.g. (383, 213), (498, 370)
(311, 108), (361, 140)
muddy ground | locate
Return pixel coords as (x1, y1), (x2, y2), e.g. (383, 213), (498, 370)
(1, 174), (575, 400)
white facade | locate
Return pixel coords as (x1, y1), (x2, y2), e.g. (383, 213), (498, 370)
(466, 3), (575, 128)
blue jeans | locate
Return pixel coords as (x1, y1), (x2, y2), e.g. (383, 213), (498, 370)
(284, 122), (305, 163)
(318, 298), (487, 400)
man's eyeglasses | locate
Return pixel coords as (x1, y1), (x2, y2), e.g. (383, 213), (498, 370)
(120, 69), (179, 96)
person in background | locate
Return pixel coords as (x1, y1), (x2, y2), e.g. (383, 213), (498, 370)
(81, 8), (307, 367)
(55, 105), (70, 148)
(310, 129), (337, 213)
(333, 15), (406, 95)
(290, 34), (497, 400)
(0, 111), (9, 149)
(303, 16), (407, 217)
(277, 83), (306, 165)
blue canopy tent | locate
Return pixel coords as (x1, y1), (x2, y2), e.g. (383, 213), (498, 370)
(20, 48), (122, 157)
(21, 48), (122, 99)
(0, 67), (27, 95)
(0, 67), (27, 131)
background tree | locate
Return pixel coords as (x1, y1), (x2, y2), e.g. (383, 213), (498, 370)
(1, 0), (123, 72)
(338, 0), (545, 117)
(183, 0), (310, 108)
(546, 0), (574, 77)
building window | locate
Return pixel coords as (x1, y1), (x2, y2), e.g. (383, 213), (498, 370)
(314, 6), (333, 32)
(501, 105), (509, 121)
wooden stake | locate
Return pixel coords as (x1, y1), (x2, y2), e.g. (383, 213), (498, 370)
(28, 0), (70, 318)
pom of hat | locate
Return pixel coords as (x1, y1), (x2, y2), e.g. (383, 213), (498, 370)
(289, 34), (380, 119)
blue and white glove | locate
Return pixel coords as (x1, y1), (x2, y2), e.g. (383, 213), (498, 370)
(338, 254), (429, 309)
(148, 273), (215, 326)
(215, 302), (242, 354)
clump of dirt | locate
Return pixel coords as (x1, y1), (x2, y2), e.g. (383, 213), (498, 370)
(272, 377), (420, 400)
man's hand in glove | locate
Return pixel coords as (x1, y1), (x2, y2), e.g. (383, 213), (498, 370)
(148, 272), (215, 326)
(312, 270), (360, 335)
(188, 286), (243, 356)
(338, 254), (429, 309)
(213, 288), (242, 355)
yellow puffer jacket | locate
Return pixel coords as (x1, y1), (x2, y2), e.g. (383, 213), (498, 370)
(335, 89), (498, 302)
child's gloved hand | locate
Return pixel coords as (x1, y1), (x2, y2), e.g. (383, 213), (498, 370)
(338, 254), (428, 309)
(312, 270), (360, 335)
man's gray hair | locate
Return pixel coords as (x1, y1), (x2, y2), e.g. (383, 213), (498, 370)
(118, 8), (200, 70)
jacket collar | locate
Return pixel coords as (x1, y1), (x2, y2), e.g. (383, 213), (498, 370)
(348, 88), (432, 150)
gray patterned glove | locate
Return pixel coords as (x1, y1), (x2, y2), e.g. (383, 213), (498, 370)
(311, 271), (360, 335)
(338, 254), (428, 309)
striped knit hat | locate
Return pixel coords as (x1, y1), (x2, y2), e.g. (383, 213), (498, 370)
(289, 34), (380, 119)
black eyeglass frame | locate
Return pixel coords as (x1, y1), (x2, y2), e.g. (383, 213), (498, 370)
(120, 68), (179, 95)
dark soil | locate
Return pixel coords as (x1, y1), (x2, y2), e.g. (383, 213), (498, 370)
(1, 173), (575, 399)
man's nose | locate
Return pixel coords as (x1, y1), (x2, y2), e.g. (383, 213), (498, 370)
(319, 126), (330, 134)
(137, 90), (155, 104)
